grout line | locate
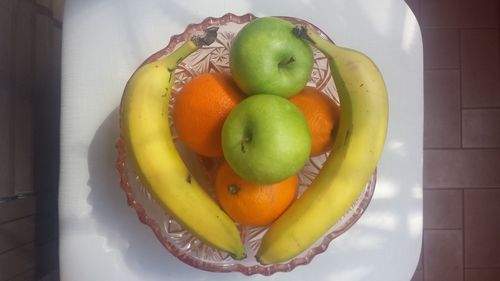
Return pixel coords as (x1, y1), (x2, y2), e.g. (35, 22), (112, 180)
(27, 0), (38, 202)
(465, 104), (500, 109)
(13, 0), (37, 199)
(464, 266), (500, 269)
(424, 186), (500, 191)
(7, 0), (19, 200)
(459, 29), (463, 149)
(423, 228), (464, 232)
(460, 144), (500, 148)
(423, 145), (462, 150)
(462, 107), (500, 111)
(425, 187), (500, 190)
(0, 214), (35, 226)
(0, 239), (36, 258)
(424, 67), (461, 71)
(423, 187), (466, 191)
(0, 241), (34, 256)
(0, 192), (36, 203)
(422, 26), (500, 30)
(462, 188), (466, 281)
(423, 227), (463, 231)
(424, 147), (500, 150)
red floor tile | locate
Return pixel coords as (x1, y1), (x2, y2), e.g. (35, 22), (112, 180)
(13, 94), (34, 195)
(424, 230), (464, 281)
(14, 1), (35, 87)
(421, 0), (498, 28)
(464, 189), (500, 268)
(424, 70), (461, 148)
(13, 1), (35, 197)
(424, 149), (500, 188)
(461, 29), (500, 108)
(0, 243), (34, 281)
(423, 29), (460, 69)
(52, 0), (63, 22)
(0, 216), (34, 253)
(420, 0), (463, 28)
(0, 1), (15, 74)
(0, 197), (35, 224)
(465, 269), (500, 281)
(0, 79), (13, 198)
(405, 0), (421, 19)
(412, 269), (424, 281)
(7, 269), (35, 281)
(417, 249), (423, 269)
(424, 189), (463, 229)
(462, 109), (500, 148)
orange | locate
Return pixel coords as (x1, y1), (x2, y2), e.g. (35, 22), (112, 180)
(215, 162), (298, 227)
(173, 72), (244, 157)
(290, 86), (339, 156)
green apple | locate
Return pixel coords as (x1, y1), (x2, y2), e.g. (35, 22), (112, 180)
(230, 17), (313, 98)
(221, 94), (311, 184)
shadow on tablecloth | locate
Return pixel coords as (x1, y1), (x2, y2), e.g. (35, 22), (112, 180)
(87, 108), (246, 280)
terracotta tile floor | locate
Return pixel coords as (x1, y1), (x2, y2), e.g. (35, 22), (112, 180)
(0, 1), (61, 280)
(1, 0), (500, 280)
(407, 0), (500, 280)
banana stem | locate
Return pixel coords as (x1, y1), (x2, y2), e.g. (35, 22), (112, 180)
(157, 27), (219, 68)
(192, 26), (219, 47)
(293, 25), (337, 59)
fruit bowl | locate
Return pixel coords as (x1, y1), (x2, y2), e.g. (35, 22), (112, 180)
(116, 13), (376, 276)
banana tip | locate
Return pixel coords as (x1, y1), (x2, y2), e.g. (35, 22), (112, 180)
(254, 254), (270, 266)
(230, 251), (247, 261)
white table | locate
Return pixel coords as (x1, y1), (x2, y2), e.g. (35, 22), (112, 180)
(59, 0), (423, 280)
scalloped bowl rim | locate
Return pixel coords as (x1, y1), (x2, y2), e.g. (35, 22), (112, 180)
(116, 12), (376, 276)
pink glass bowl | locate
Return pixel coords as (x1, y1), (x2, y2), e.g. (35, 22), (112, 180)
(116, 13), (376, 276)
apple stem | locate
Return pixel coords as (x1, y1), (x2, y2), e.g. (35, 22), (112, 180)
(278, 56), (295, 68)
(240, 135), (252, 153)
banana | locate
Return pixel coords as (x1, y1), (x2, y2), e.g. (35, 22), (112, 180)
(120, 28), (245, 259)
(256, 26), (389, 264)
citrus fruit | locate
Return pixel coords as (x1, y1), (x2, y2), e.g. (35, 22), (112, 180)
(215, 161), (298, 227)
(173, 72), (244, 157)
(290, 86), (339, 156)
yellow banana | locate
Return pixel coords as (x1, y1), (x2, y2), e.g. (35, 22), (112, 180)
(120, 28), (245, 259)
(256, 26), (389, 264)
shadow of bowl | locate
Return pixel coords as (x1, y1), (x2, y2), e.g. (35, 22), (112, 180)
(86, 108), (220, 280)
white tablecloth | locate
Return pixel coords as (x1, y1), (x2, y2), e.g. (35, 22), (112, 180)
(59, 0), (423, 280)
